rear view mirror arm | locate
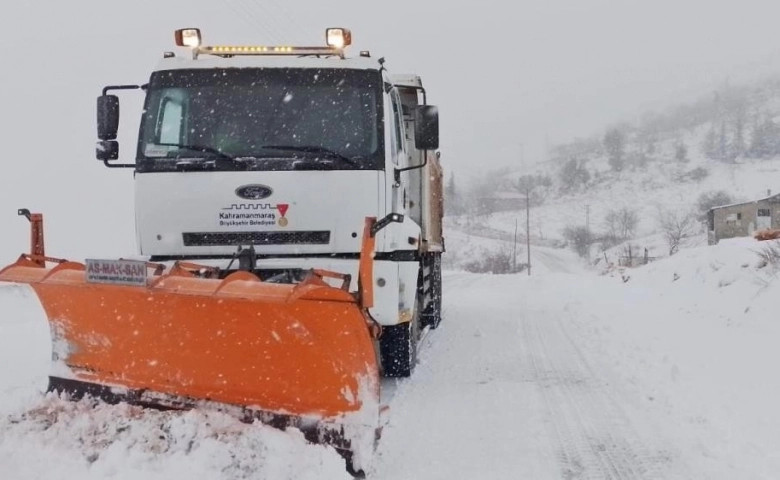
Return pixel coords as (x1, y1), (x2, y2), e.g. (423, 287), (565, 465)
(394, 154), (429, 185)
(98, 85), (143, 168)
(102, 84), (143, 96)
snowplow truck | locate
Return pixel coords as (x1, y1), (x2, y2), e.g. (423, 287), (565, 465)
(0, 28), (443, 475)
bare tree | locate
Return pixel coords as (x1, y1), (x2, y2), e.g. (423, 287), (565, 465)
(696, 190), (733, 220)
(657, 207), (696, 256)
(465, 169), (509, 220)
(604, 207), (639, 243)
(604, 212), (620, 245)
(558, 158), (591, 193)
(562, 225), (591, 258)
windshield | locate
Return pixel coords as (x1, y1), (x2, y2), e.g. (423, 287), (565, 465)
(136, 67), (384, 172)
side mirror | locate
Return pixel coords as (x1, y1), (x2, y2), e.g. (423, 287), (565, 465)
(97, 95), (120, 141)
(96, 140), (119, 161)
(414, 105), (439, 151)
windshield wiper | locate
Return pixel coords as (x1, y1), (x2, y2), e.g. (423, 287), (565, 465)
(155, 143), (235, 161)
(261, 145), (359, 167)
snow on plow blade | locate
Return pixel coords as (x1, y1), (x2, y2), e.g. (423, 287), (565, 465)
(0, 212), (388, 475)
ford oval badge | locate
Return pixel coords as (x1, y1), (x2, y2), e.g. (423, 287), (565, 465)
(235, 184), (273, 200)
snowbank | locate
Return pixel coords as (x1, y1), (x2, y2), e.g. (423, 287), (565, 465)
(0, 396), (349, 480)
(577, 237), (780, 477)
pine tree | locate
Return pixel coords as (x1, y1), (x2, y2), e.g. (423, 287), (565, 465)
(603, 128), (625, 172)
(445, 172), (461, 215)
(718, 120), (729, 162)
(446, 171), (456, 198)
(731, 115), (746, 160)
(749, 115), (765, 157)
(702, 125), (718, 160)
(749, 115), (777, 158)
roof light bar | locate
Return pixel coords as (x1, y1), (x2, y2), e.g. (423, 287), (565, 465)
(174, 28), (355, 59)
(198, 45), (343, 57)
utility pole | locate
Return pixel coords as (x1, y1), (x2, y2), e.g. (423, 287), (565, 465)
(586, 204), (590, 231)
(585, 204), (591, 259)
(526, 184), (531, 276)
(519, 143), (525, 172)
(513, 218), (518, 272)
(518, 142), (531, 276)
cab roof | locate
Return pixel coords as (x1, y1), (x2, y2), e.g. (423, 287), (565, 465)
(153, 53), (384, 73)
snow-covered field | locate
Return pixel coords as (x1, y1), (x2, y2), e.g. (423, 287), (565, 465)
(2, 235), (780, 478)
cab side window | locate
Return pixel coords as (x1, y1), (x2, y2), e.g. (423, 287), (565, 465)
(391, 90), (405, 154)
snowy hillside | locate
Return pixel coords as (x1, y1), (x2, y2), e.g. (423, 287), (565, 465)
(445, 76), (780, 269)
(488, 155), (780, 259)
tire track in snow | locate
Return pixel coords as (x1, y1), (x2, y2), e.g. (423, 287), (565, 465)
(522, 313), (680, 480)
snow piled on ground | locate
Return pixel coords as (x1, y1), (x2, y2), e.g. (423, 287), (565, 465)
(0, 284), (350, 480)
(441, 222), (588, 275)
(3, 235), (780, 478)
(0, 396), (349, 480)
(583, 237), (780, 476)
(371, 236), (780, 478)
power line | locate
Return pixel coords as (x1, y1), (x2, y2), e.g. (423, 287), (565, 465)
(264, 0), (311, 42)
(232, 0), (285, 43)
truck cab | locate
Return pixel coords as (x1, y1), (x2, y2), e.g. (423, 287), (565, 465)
(95, 28), (444, 377)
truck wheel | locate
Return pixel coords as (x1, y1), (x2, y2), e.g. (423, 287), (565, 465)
(421, 253), (443, 330)
(342, 450), (366, 479)
(430, 253), (443, 329)
(380, 298), (421, 377)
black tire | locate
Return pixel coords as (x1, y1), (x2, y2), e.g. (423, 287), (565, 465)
(431, 253), (443, 329)
(380, 292), (421, 378)
(380, 319), (417, 377)
(421, 253), (443, 329)
(341, 450), (366, 479)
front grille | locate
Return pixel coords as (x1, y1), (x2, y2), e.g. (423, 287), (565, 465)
(183, 231), (331, 247)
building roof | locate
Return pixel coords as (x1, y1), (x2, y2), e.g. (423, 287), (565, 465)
(710, 192), (780, 211)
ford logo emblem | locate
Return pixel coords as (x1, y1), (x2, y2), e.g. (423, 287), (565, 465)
(235, 184), (273, 200)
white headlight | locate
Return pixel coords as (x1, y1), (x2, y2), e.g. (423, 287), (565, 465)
(326, 28), (352, 49)
(175, 28), (202, 48)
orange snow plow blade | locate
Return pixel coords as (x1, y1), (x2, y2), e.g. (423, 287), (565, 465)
(0, 211), (388, 473)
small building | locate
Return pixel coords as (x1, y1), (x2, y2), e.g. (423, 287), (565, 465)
(708, 192), (780, 244)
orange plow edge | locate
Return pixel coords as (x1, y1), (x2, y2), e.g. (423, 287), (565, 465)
(0, 212), (388, 476)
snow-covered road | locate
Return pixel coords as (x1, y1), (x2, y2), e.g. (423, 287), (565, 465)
(1, 238), (778, 479)
(370, 272), (692, 479)
(375, 238), (780, 479)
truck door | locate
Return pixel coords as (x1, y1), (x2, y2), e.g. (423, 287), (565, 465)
(389, 89), (410, 215)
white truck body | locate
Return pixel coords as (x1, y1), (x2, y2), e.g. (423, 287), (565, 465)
(96, 29), (443, 361)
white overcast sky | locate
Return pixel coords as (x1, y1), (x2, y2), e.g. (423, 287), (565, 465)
(1, 0), (780, 259)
